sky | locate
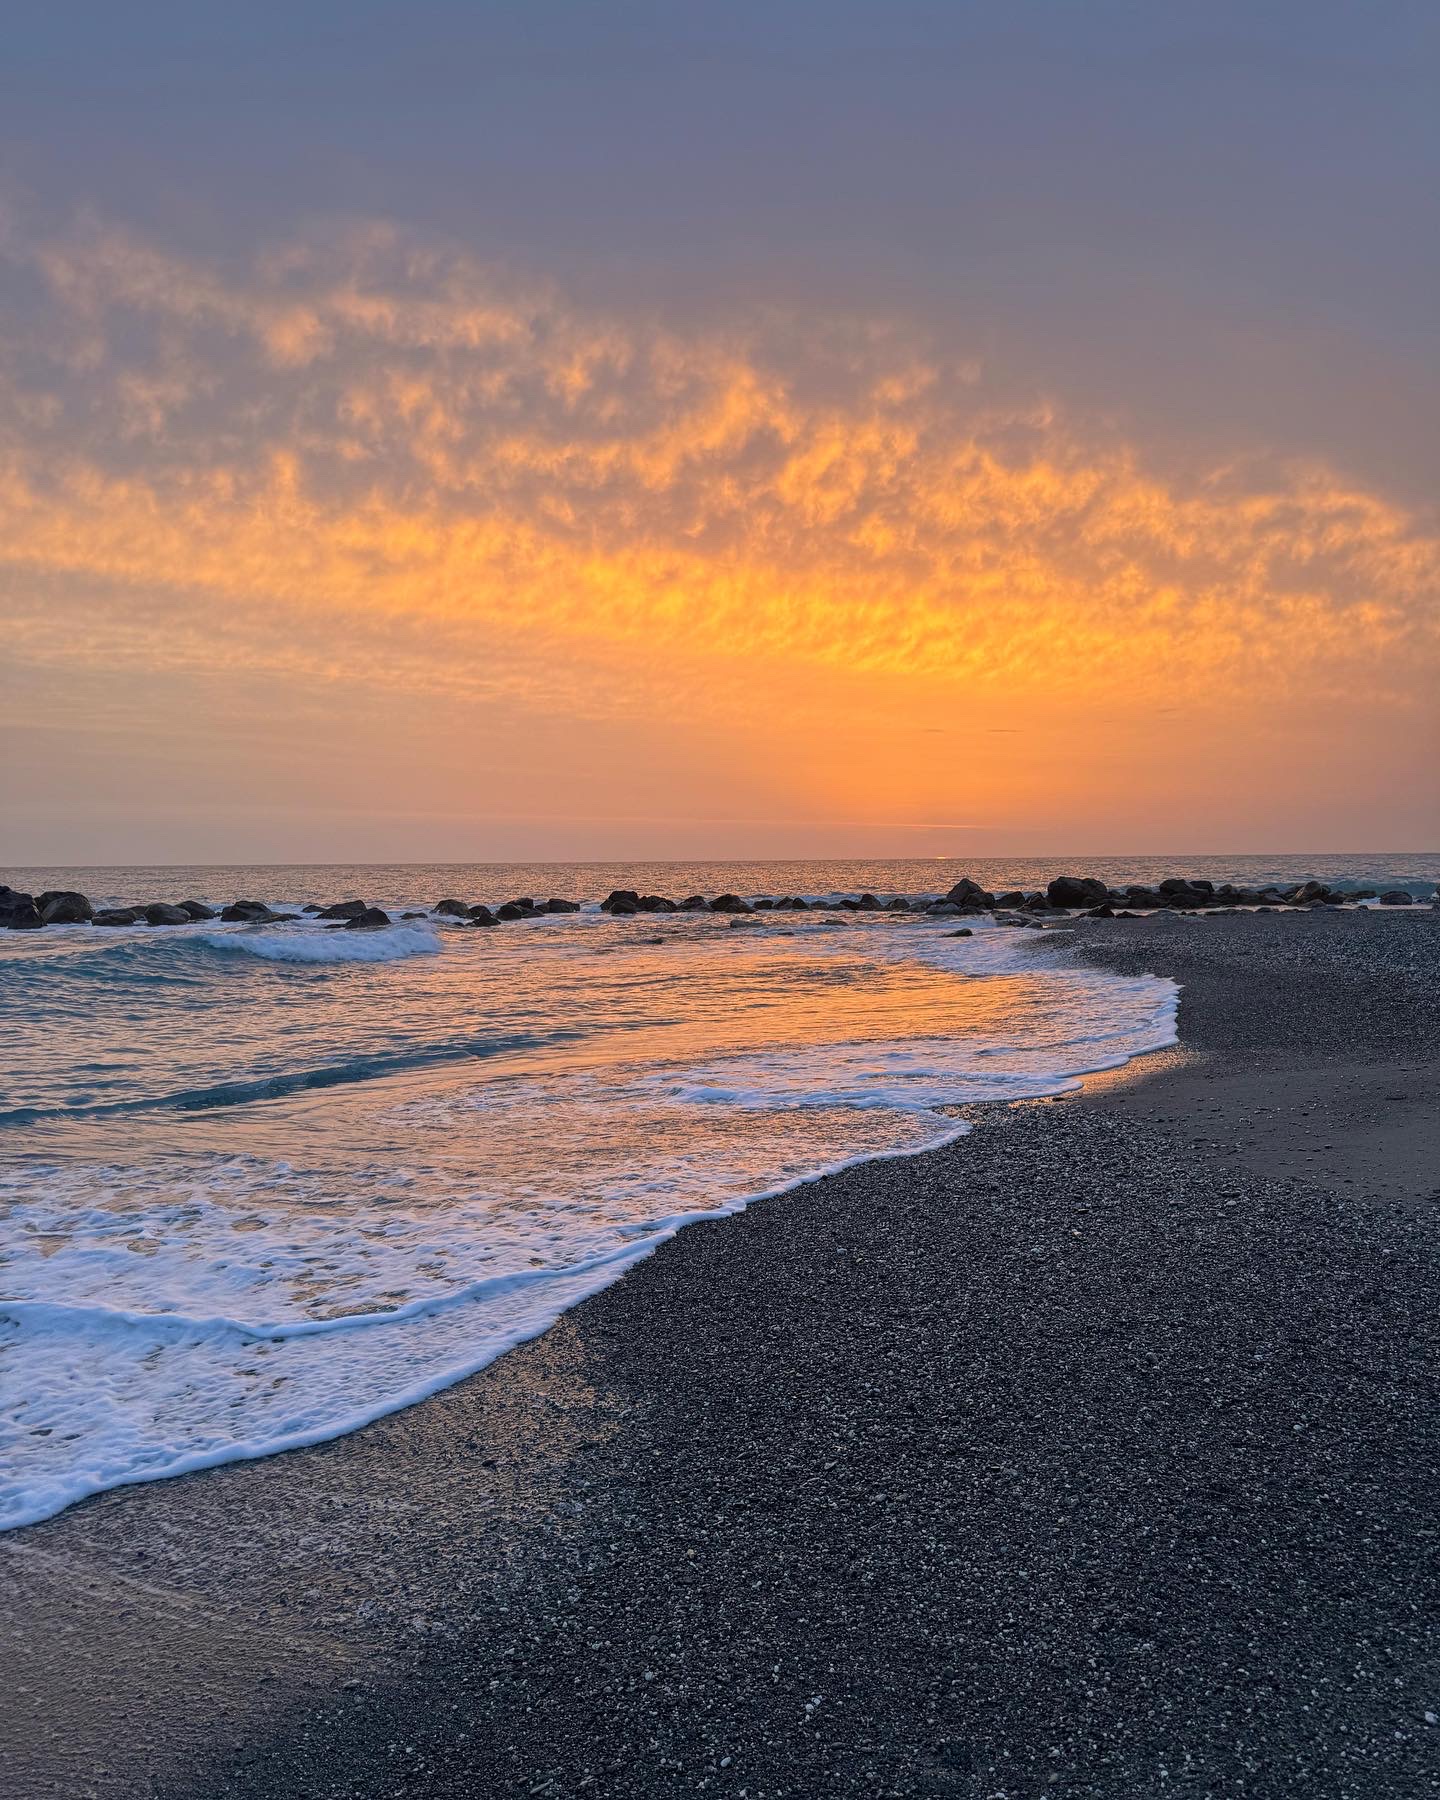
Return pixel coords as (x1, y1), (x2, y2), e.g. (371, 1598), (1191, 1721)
(2, 1), (1437, 863)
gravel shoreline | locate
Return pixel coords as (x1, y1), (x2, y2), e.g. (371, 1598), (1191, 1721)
(3, 910), (1437, 1798)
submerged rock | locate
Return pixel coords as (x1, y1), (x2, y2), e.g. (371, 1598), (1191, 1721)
(93, 908), (142, 926)
(341, 907), (391, 930)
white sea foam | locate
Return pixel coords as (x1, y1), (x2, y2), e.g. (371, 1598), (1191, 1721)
(198, 924), (440, 963)
(0, 911), (1178, 1530)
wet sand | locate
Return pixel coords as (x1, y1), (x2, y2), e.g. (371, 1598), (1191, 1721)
(3, 909), (1437, 1798)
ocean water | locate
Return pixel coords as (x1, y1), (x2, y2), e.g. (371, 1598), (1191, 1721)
(1, 855), (1434, 1531)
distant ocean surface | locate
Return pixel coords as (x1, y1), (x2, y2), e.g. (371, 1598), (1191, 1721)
(2, 854), (1435, 1530)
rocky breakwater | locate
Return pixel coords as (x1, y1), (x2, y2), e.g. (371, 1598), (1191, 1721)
(1, 875), (1431, 935)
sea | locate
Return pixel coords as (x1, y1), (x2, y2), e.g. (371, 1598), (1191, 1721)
(2, 854), (1435, 1531)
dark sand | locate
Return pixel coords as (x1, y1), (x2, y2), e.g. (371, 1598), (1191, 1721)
(3, 909), (1437, 1798)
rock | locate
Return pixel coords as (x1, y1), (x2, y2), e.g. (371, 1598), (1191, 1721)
(302, 904), (324, 914)
(1380, 890), (1413, 906)
(709, 894), (751, 914)
(401, 911), (427, 919)
(944, 927), (974, 937)
(342, 907), (391, 930)
(886, 897), (910, 911)
(543, 898), (580, 913)
(946, 878), (996, 907)
(93, 908), (142, 926)
(432, 899), (471, 918)
(144, 903), (192, 926)
(317, 900), (370, 921)
(1082, 903), (1116, 919)
(856, 893), (882, 911)
(38, 891), (94, 924)
(221, 901), (277, 922)
(996, 890), (1026, 907)
(925, 901), (962, 916)
(0, 886), (43, 929)
(637, 896), (678, 913)
(1047, 875), (1108, 908)
(601, 890), (641, 914)
(178, 900), (216, 920)
(679, 895), (709, 911)
(470, 906), (499, 927)
(727, 916), (759, 927)
(495, 902), (528, 921)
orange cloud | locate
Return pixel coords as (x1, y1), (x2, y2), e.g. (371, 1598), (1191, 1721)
(1, 217), (1436, 850)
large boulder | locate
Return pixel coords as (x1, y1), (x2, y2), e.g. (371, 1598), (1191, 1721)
(317, 900), (370, 921)
(145, 903), (192, 926)
(709, 894), (751, 914)
(1379, 890), (1413, 906)
(543, 897), (581, 913)
(637, 895), (678, 913)
(0, 885), (42, 929)
(495, 902), (528, 921)
(432, 899), (471, 918)
(93, 908), (142, 926)
(1046, 875), (1108, 909)
(946, 878), (996, 907)
(470, 905), (499, 927)
(179, 900), (216, 920)
(679, 895), (709, 911)
(601, 890), (641, 914)
(221, 900), (277, 922)
(38, 891), (94, 924)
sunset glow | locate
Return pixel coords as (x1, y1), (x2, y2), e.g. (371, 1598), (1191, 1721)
(3, 8), (1436, 860)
